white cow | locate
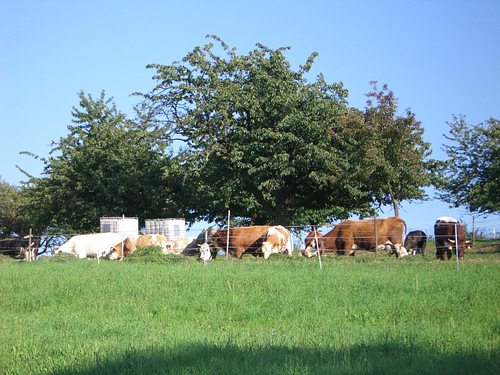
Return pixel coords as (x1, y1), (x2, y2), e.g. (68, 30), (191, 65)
(55, 233), (122, 260)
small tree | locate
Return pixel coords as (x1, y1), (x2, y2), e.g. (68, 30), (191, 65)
(20, 91), (174, 233)
(350, 82), (432, 217)
(437, 115), (499, 214)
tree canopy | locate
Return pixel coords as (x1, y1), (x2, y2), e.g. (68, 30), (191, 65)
(139, 36), (380, 225)
(350, 82), (432, 216)
(20, 91), (174, 233)
(0, 177), (27, 235)
(437, 115), (499, 214)
(15, 37), (435, 233)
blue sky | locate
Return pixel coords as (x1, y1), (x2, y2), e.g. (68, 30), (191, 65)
(1, 0), (499, 236)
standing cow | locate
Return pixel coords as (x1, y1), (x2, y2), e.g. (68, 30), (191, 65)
(404, 230), (427, 256)
(261, 225), (293, 259)
(211, 225), (291, 259)
(434, 217), (468, 260)
(335, 217), (407, 257)
(212, 226), (269, 259)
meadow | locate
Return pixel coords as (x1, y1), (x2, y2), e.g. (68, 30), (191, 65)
(0, 249), (498, 375)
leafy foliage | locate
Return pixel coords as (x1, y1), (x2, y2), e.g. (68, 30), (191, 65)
(19, 91), (175, 233)
(16, 38), (435, 231)
(346, 82), (432, 216)
(124, 246), (188, 263)
(437, 115), (499, 214)
(0, 177), (25, 235)
(139, 36), (376, 225)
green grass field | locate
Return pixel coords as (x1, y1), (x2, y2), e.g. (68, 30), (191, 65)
(0, 250), (498, 375)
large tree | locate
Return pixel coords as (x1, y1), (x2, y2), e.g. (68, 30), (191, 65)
(437, 115), (499, 214)
(139, 36), (375, 226)
(20, 91), (174, 233)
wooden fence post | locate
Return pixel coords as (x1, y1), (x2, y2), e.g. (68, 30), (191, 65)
(27, 228), (33, 261)
(455, 222), (460, 271)
(313, 226), (322, 270)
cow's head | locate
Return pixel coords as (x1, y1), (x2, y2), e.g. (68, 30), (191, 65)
(261, 241), (275, 260)
(106, 241), (125, 260)
(446, 239), (469, 259)
(396, 246), (409, 258)
(299, 246), (318, 258)
(106, 248), (121, 260)
(198, 243), (212, 263)
(383, 241), (408, 258)
(304, 230), (322, 253)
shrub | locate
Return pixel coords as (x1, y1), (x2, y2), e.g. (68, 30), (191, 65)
(123, 246), (188, 263)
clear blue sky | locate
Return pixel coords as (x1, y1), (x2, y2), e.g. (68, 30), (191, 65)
(1, 0), (499, 236)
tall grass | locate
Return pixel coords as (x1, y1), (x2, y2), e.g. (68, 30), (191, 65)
(0, 253), (498, 374)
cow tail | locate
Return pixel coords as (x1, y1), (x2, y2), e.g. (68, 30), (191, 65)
(403, 219), (407, 245)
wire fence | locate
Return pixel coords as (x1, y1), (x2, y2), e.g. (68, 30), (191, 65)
(1, 217), (498, 259)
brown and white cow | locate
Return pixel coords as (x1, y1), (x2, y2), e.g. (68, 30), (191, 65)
(301, 229), (324, 257)
(335, 217), (407, 257)
(164, 238), (191, 255)
(301, 224), (344, 257)
(110, 234), (169, 258)
(434, 217), (469, 260)
(182, 227), (220, 259)
(211, 226), (269, 259)
(211, 225), (290, 259)
(261, 225), (293, 259)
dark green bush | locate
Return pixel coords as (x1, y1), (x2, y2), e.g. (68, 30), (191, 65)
(124, 246), (189, 263)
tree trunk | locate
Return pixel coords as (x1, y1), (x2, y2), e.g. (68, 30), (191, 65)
(392, 198), (400, 217)
(388, 184), (400, 217)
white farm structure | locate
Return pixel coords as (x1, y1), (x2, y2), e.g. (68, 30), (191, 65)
(100, 216), (139, 240)
(145, 218), (185, 240)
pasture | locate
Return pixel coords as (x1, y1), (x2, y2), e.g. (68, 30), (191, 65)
(0, 250), (498, 375)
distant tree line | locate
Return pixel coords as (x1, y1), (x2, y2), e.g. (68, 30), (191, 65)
(1, 36), (497, 236)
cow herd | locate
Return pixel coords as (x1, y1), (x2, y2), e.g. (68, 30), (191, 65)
(0, 216), (472, 262)
(301, 216), (470, 260)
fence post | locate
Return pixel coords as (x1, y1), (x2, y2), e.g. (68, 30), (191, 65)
(313, 226), (322, 270)
(374, 216), (378, 257)
(455, 223), (460, 271)
(27, 228), (33, 261)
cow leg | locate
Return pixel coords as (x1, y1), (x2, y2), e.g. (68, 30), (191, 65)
(436, 249), (444, 260)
